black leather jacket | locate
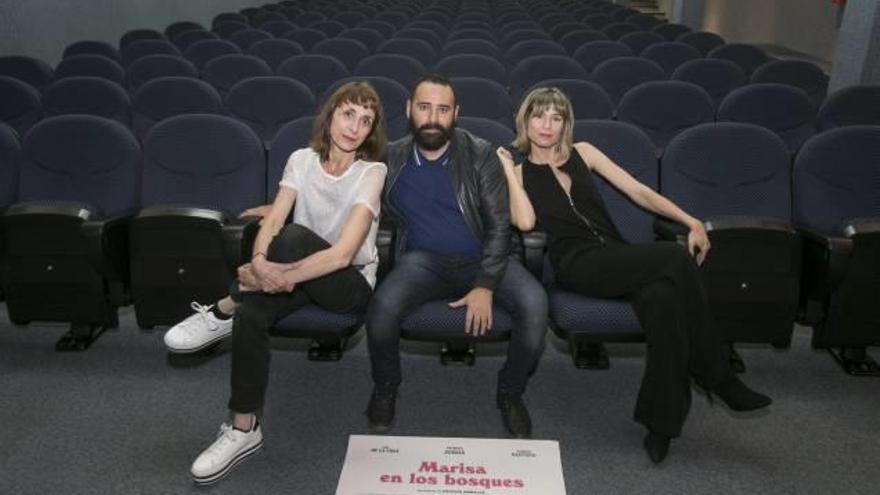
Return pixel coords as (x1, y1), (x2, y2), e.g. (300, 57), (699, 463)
(383, 128), (511, 291)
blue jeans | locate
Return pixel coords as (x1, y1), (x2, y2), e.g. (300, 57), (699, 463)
(366, 250), (548, 396)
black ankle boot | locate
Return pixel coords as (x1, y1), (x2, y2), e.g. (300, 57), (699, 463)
(698, 376), (772, 412)
(643, 431), (671, 464)
(496, 391), (532, 439)
(366, 385), (397, 433)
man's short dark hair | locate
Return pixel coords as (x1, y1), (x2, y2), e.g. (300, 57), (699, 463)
(410, 73), (456, 104)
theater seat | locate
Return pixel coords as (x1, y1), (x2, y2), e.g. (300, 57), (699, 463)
(3, 115), (139, 350)
(661, 123), (801, 362)
(793, 126), (880, 375)
(130, 115), (265, 328)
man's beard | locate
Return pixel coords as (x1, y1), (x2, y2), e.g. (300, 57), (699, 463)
(410, 120), (454, 151)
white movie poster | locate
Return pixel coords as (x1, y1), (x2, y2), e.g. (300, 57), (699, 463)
(336, 435), (567, 495)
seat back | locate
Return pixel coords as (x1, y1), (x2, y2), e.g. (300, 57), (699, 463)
(120, 29), (165, 49)
(41, 77), (131, 127)
(281, 28), (327, 50)
(676, 31), (725, 56)
(201, 54), (272, 96)
(276, 55), (351, 95)
(640, 41), (702, 76)
(225, 76), (316, 146)
(816, 85), (880, 130)
(165, 21), (205, 40)
(339, 28), (385, 52)
(591, 56), (667, 104)
(229, 29), (273, 50)
(183, 39), (242, 69)
(0, 55), (54, 88)
(440, 39), (500, 60)
(573, 40), (633, 73)
(661, 122), (791, 220)
(708, 43), (770, 75)
(456, 117), (514, 146)
(354, 54), (427, 90)
(751, 59), (829, 107)
(20, 115), (140, 217)
(131, 77), (223, 140)
(718, 83), (816, 153)
(559, 29), (608, 55)
(121, 39), (180, 67)
(126, 54), (198, 90)
(246, 38), (304, 70)
(378, 39), (438, 67)
(511, 55), (588, 100)
(793, 126), (880, 235)
(671, 58), (747, 107)
(618, 31), (664, 56)
(0, 76), (41, 136)
(617, 81), (715, 153)
(451, 77), (514, 124)
(0, 123), (21, 209)
(652, 23), (692, 42)
(434, 54), (509, 85)
(55, 54), (125, 85)
(311, 38), (370, 71)
(141, 114), (264, 216)
(172, 30), (218, 51)
(63, 40), (120, 62)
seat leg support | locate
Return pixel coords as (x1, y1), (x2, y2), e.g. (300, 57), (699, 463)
(440, 341), (476, 366)
(829, 347), (880, 376)
(572, 342), (609, 370)
(55, 323), (105, 352)
(307, 338), (346, 361)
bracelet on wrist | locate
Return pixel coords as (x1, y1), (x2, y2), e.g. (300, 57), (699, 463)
(252, 252), (266, 260)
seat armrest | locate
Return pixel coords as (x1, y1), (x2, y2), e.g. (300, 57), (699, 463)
(797, 227), (853, 297)
(653, 217), (688, 243)
(82, 214), (132, 281)
(843, 218), (880, 238)
(222, 215), (261, 270)
(704, 217), (795, 234)
(376, 220), (396, 283)
(520, 230), (547, 279)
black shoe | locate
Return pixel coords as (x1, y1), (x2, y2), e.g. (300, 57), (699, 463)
(496, 393), (532, 439)
(366, 386), (397, 433)
(698, 376), (772, 412)
(643, 431), (671, 464)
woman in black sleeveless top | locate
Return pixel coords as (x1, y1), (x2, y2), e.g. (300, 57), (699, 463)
(497, 87), (771, 464)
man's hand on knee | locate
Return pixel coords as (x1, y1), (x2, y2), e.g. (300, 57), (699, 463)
(449, 287), (494, 336)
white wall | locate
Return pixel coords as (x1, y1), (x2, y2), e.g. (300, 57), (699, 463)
(0, 0), (260, 65)
(700, 0), (839, 63)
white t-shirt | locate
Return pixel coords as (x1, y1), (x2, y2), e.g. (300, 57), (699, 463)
(279, 147), (387, 288)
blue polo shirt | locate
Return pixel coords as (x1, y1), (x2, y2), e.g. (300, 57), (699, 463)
(390, 145), (482, 258)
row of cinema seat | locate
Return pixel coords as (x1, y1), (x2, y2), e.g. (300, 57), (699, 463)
(0, 62), (874, 161)
(1, 0), (879, 376)
(1, 111), (879, 375)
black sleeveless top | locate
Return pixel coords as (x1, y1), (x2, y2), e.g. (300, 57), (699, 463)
(522, 150), (625, 271)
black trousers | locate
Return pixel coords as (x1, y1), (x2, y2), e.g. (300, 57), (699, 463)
(227, 224), (372, 414)
(558, 241), (731, 437)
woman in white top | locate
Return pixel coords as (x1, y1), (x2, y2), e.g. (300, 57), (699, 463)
(188, 81), (388, 485)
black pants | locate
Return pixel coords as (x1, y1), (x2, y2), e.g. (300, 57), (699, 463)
(227, 224), (372, 414)
(558, 241), (731, 437)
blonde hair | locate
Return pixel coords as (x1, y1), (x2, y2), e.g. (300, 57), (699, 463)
(512, 87), (575, 155)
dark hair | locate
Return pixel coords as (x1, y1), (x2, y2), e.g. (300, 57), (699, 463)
(410, 73), (456, 104)
(310, 81), (387, 162)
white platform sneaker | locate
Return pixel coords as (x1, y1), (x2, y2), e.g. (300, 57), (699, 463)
(190, 420), (263, 485)
(163, 302), (233, 353)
